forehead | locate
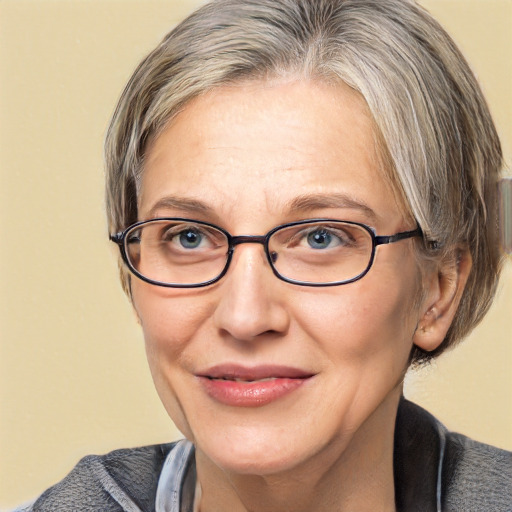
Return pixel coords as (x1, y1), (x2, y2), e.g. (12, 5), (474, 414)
(139, 79), (405, 230)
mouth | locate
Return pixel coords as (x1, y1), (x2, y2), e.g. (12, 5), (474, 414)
(196, 364), (315, 407)
(206, 376), (289, 382)
(198, 363), (314, 381)
(205, 375), (308, 384)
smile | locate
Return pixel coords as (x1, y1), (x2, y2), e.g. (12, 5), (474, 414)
(197, 365), (315, 407)
(208, 376), (284, 382)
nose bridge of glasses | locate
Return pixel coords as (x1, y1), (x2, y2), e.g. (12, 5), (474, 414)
(229, 235), (268, 248)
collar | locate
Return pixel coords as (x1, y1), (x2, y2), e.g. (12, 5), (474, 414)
(393, 397), (446, 512)
(155, 440), (196, 512)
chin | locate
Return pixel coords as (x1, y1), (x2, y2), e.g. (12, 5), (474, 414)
(209, 448), (305, 476)
(194, 422), (326, 476)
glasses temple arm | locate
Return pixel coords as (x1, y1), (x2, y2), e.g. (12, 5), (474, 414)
(374, 228), (423, 246)
(109, 233), (124, 246)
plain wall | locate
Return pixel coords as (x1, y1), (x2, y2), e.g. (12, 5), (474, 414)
(1, 0), (511, 508)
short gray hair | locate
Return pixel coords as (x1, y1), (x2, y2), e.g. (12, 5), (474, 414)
(105, 0), (504, 363)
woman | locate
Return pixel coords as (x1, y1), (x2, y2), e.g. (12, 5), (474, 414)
(17, 0), (511, 510)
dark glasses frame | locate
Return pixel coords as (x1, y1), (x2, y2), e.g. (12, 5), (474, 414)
(110, 218), (423, 288)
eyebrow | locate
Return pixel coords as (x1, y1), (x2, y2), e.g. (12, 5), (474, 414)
(145, 192), (377, 222)
(146, 196), (213, 218)
(287, 193), (377, 221)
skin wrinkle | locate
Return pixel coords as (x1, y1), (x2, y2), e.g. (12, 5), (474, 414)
(128, 79), (467, 512)
(141, 192), (380, 228)
(93, 2), (505, 508)
(195, 383), (401, 512)
(106, 0), (503, 364)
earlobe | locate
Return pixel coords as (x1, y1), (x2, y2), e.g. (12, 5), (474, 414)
(413, 248), (472, 352)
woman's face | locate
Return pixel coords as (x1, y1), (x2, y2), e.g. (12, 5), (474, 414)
(133, 80), (426, 476)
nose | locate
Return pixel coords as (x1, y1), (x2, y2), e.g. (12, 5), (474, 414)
(212, 244), (290, 342)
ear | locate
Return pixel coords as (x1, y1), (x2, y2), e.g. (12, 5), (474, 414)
(413, 248), (472, 352)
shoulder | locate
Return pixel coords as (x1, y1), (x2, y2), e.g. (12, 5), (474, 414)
(442, 430), (512, 511)
(15, 443), (176, 512)
(397, 398), (512, 512)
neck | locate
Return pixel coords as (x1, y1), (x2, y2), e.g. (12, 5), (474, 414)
(195, 389), (401, 512)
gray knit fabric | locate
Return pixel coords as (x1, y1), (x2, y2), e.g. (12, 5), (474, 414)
(12, 399), (512, 512)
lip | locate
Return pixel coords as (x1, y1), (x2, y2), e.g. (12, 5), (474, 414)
(196, 364), (315, 407)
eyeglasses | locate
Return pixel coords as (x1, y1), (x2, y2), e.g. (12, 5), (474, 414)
(110, 218), (422, 288)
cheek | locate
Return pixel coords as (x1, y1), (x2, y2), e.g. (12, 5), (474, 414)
(294, 265), (420, 365)
(133, 284), (211, 351)
(132, 283), (217, 437)
(133, 283), (202, 364)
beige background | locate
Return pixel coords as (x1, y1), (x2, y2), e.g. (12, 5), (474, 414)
(0, 0), (511, 508)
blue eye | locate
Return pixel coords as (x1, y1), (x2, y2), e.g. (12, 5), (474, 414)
(307, 229), (334, 249)
(179, 229), (203, 249)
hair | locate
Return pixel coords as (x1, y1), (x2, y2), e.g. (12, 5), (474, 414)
(105, 0), (504, 364)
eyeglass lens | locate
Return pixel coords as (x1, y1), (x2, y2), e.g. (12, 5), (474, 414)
(124, 219), (374, 286)
(269, 222), (372, 284)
